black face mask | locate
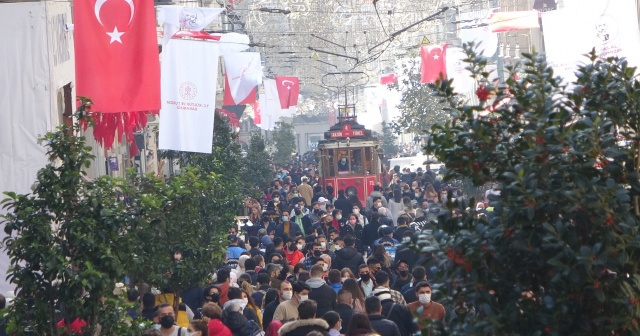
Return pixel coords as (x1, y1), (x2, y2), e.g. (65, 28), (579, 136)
(210, 293), (220, 302)
(159, 315), (175, 328)
(314, 209), (320, 214)
(295, 210), (302, 215)
(313, 250), (323, 257)
(360, 273), (370, 282)
(288, 244), (297, 251)
(398, 270), (409, 277)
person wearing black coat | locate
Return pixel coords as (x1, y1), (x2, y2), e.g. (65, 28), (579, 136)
(334, 289), (356, 331)
(366, 296), (401, 336)
(381, 297), (418, 336)
(290, 205), (314, 235)
(362, 213), (382, 249)
(334, 190), (353, 216)
(333, 236), (365, 276)
(306, 265), (336, 317)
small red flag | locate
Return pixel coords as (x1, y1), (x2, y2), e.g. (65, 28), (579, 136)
(74, 0), (160, 113)
(380, 74), (398, 85)
(420, 44), (448, 83)
(274, 76), (300, 109)
(252, 101), (261, 125)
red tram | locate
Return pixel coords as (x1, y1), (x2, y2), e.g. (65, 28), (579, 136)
(317, 106), (383, 205)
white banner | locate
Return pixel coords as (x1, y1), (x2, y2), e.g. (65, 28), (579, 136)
(459, 10), (498, 57)
(159, 39), (219, 153)
(158, 6), (226, 46)
(223, 52), (263, 104)
(446, 47), (476, 96)
(543, 0), (640, 84)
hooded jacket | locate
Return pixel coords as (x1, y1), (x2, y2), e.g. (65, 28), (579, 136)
(366, 191), (388, 209)
(222, 310), (250, 336)
(278, 318), (329, 336)
(208, 318), (233, 336)
(334, 247), (365, 276)
(306, 277), (337, 317)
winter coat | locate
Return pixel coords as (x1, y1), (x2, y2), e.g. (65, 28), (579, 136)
(290, 214), (313, 235)
(222, 310), (250, 336)
(334, 304), (355, 331)
(366, 191), (388, 209)
(208, 318), (233, 336)
(334, 196), (353, 217)
(362, 221), (382, 248)
(275, 221), (302, 241)
(334, 247), (365, 276)
(381, 298), (418, 336)
(368, 314), (401, 336)
(306, 277), (337, 317)
(278, 318), (329, 336)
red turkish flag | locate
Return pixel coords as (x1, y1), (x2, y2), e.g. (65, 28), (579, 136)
(224, 74), (257, 105)
(380, 74), (398, 85)
(420, 44), (448, 83)
(274, 76), (300, 109)
(74, 0), (160, 113)
(252, 101), (261, 125)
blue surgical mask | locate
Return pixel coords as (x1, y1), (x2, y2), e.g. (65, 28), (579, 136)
(282, 216), (289, 222)
(153, 324), (161, 330)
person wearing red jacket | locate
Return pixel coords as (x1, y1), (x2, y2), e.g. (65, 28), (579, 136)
(284, 238), (304, 266)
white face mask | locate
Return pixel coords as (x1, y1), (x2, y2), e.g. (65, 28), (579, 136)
(299, 294), (309, 302)
(341, 277), (348, 283)
(320, 242), (326, 249)
(282, 291), (292, 300)
(418, 293), (431, 305)
(334, 246), (341, 250)
(336, 215), (342, 220)
(322, 264), (329, 272)
(353, 209), (360, 215)
(297, 244), (304, 250)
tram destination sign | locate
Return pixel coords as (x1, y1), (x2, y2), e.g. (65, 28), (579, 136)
(324, 123), (371, 139)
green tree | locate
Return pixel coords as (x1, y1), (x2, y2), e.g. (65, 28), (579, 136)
(125, 167), (230, 312)
(243, 132), (273, 194)
(388, 59), (450, 135)
(271, 121), (296, 166)
(380, 121), (399, 159)
(1, 106), (148, 335)
(419, 45), (640, 334)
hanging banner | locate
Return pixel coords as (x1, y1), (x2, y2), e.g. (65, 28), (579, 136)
(159, 39), (219, 153)
(446, 47), (475, 95)
(459, 10), (498, 57)
(420, 44), (447, 83)
(274, 76), (300, 109)
(223, 52), (263, 105)
(158, 6), (225, 46)
(542, 0), (640, 84)
(489, 11), (539, 32)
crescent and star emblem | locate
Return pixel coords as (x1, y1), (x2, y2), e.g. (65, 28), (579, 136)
(95, 0), (135, 44)
(429, 46), (443, 60)
(282, 80), (295, 89)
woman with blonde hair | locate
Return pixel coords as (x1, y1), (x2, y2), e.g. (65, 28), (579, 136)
(241, 288), (263, 328)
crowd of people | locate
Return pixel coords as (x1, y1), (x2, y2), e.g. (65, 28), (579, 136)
(133, 163), (497, 336)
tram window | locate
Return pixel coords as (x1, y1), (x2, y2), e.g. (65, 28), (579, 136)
(337, 149), (350, 174)
(327, 149), (335, 177)
(364, 148), (372, 175)
(351, 149), (363, 175)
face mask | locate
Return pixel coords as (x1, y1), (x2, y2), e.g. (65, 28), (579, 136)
(282, 216), (289, 222)
(376, 202), (382, 207)
(210, 293), (220, 302)
(353, 209), (360, 215)
(232, 298), (248, 310)
(398, 270), (409, 277)
(320, 205), (327, 211)
(415, 193), (420, 198)
(313, 250), (323, 257)
(293, 193), (299, 197)
(341, 277), (348, 283)
(314, 209), (320, 214)
(418, 293), (432, 305)
(336, 215), (342, 220)
(159, 315), (175, 329)
(273, 198), (280, 202)
(320, 242), (326, 249)
(153, 324), (161, 330)
(295, 210), (302, 215)
(299, 294), (308, 302)
(349, 219), (357, 225)
(360, 273), (370, 282)
(282, 291), (292, 300)
(322, 264), (329, 272)
(334, 246), (341, 250)
(297, 244), (304, 250)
